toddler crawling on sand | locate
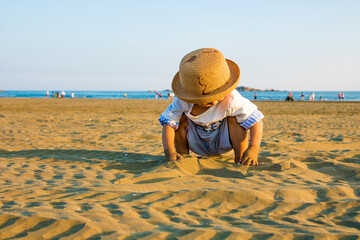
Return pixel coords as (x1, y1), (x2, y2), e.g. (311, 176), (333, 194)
(159, 48), (263, 166)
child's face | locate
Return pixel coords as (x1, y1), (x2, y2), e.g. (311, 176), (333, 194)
(198, 97), (225, 107)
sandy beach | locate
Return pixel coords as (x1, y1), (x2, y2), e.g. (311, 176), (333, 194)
(0, 98), (359, 239)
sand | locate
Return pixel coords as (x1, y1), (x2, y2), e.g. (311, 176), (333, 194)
(0, 98), (359, 239)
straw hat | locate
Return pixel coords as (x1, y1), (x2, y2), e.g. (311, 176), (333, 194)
(172, 48), (240, 105)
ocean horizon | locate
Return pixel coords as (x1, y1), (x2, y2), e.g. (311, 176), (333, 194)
(1, 90), (360, 102)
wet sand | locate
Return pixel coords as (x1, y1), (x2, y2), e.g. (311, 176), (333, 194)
(0, 98), (359, 239)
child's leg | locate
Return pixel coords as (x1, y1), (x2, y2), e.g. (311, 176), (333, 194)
(227, 116), (248, 163)
(175, 114), (189, 155)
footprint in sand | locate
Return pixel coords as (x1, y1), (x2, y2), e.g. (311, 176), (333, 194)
(330, 134), (344, 142)
(50, 201), (67, 209)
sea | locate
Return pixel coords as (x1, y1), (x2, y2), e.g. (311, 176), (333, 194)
(1, 90), (360, 102)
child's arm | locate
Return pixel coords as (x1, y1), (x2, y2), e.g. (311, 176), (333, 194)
(162, 124), (183, 161)
(239, 120), (263, 166)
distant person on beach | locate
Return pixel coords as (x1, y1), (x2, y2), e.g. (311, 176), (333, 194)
(254, 92), (257, 101)
(155, 91), (162, 100)
(61, 91), (65, 98)
(159, 48), (263, 166)
(301, 92), (304, 101)
(124, 92), (127, 99)
(341, 92), (345, 100)
(46, 90), (49, 98)
(286, 92), (294, 101)
(309, 92), (315, 101)
(167, 92), (175, 100)
(71, 92), (75, 98)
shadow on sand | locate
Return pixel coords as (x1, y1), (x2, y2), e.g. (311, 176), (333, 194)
(0, 149), (164, 174)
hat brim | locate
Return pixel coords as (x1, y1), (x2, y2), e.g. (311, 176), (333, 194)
(172, 59), (240, 105)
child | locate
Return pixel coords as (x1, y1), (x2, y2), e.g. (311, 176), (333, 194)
(159, 48), (264, 166)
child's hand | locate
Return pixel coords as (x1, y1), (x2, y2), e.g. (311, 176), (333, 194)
(239, 146), (259, 166)
(165, 150), (183, 161)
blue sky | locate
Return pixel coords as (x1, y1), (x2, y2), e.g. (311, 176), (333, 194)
(1, 0), (359, 91)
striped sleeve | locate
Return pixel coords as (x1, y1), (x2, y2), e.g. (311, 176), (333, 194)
(227, 90), (263, 128)
(159, 114), (179, 129)
(239, 110), (264, 129)
(158, 97), (188, 130)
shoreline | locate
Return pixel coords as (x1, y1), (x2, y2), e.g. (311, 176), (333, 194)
(1, 97), (360, 103)
(2, 90), (360, 102)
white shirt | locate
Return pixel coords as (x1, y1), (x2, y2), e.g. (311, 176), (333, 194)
(159, 90), (263, 131)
